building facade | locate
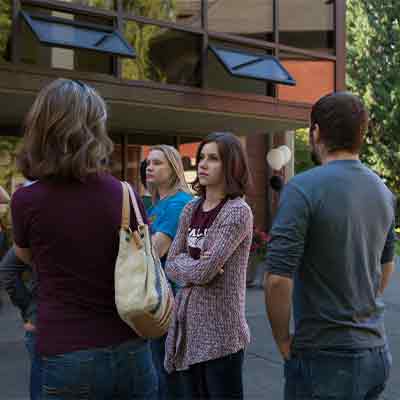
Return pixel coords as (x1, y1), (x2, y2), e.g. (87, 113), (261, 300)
(0, 0), (346, 229)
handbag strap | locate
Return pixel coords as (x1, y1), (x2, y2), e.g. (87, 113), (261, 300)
(120, 181), (130, 230)
(125, 181), (144, 226)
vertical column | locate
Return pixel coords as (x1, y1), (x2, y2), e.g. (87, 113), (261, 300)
(173, 135), (181, 150)
(121, 133), (128, 181)
(265, 133), (274, 231)
(268, 0), (280, 98)
(335, 0), (346, 91)
(11, 0), (21, 63)
(200, 0), (208, 89)
(285, 130), (295, 181)
(270, 132), (287, 219)
(246, 134), (268, 232)
(114, 0), (123, 78)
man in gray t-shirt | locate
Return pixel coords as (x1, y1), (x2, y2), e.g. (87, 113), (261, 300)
(265, 92), (396, 400)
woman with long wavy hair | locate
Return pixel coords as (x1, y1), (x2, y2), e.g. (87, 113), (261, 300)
(11, 78), (156, 400)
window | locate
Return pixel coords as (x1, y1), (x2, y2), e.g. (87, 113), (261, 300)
(207, 42), (274, 96)
(208, 0), (273, 41)
(21, 11), (135, 57)
(18, 8), (125, 73)
(210, 45), (295, 86)
(70, 0), (114, 10)
(74, 13), (117, 74)
(122, 22), (201, 86)
(279, 0), (335, 53)
(123, 0), (202, 28)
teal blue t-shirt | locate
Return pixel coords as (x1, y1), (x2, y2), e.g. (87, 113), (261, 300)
(148, 190), (192, 242)
(148, 190), (192, 293)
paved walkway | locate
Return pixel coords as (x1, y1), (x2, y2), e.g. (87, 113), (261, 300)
(1, 265), (400, 399)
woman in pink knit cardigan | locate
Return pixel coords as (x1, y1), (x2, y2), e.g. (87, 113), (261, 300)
(165, 132), (254, 399)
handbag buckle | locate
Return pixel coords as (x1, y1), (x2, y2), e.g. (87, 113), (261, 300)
(125, 227), (132, 242)
(138, 224), (146, 239)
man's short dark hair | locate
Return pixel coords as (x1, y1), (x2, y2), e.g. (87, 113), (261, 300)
(311, 92), (369, 154)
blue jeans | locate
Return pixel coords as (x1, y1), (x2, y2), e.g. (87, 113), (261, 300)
(24, 331), (42, 400)
(151, 335), (184, 400)
(41, 338), (157, 400)
(284, 346), (392, 400)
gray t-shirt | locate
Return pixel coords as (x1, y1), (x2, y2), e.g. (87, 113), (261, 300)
(266, 160), (396, 351)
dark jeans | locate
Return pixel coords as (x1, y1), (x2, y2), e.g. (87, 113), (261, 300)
(151, 334), (183, 400)
(178, 349), (244, 400)
(40, 338), (157, 400)
(284, 346), (392, 400)
(24, 331), (42, 400)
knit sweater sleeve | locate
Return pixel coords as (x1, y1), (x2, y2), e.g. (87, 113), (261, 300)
(166, 202), (253, 286)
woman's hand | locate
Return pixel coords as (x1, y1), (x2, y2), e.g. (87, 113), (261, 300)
(277, 335), (293, 360)
(152, 232), (172, 259)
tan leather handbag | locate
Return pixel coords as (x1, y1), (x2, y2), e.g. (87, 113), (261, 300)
(115, 181), (173, 338)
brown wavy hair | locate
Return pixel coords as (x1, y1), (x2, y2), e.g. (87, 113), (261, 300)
(17, 78), (113, 181)
(192, 132), (252, 198)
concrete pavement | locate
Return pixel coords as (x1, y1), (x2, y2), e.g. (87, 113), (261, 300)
(0, 292), (27, 400)
(244, 264), (400, 399)
(1, 265), (400, 399)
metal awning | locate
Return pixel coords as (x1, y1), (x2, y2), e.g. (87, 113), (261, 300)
(209, 45), (296, 86)
(20, 10), (136, 58)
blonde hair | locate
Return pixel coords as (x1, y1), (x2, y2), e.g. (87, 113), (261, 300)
(148, 145), (191, 202)
(17, 78), (113, 181)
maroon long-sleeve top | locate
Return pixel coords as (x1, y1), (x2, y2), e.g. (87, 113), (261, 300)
(11, 174), (146, 356)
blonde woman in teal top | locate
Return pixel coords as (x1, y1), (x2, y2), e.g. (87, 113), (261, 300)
(146, 144), (192, 400)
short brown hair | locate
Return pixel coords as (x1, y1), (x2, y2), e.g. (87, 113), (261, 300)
(311, 92), (369, 154)
(192, 132), (252, 198)
(17, 78), (113, 181)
